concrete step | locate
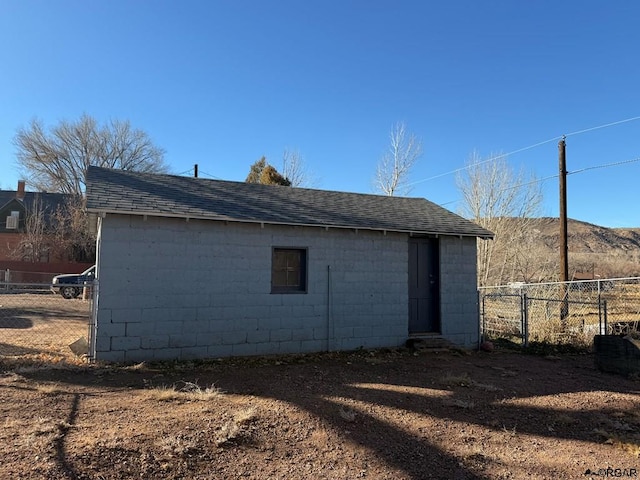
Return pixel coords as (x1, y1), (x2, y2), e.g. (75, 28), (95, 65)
(406, 336), (456, 351)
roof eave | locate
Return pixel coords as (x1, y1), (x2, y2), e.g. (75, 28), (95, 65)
(87, 208), (494, 239)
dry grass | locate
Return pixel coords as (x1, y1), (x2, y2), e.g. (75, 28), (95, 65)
(483, 280), (640, 347)
(593, 429), (640, 457)
(215, 407), (257, 447)
(31, 417), (57, 436)
(444, 398), (476, 410)
(440, 372), (500, 392)
(123, 362), (147, 371)
(1, 350), (639, 479)
(338, 406), (357, 422)
(0, 293), (91, 362)
(144, 381), (223, 401)
(590, 410), (640, 457)
(34, 382), (66, 395)
(551, 413), (577, 426)
(158, 434), (199, 456)
(440, 373), (473, 387)
(469, 381), (501, 392)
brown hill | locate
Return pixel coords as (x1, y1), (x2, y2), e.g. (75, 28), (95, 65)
(521, 217), (640, 278)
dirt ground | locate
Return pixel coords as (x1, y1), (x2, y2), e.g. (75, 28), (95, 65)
(0, 348), (639, 480)
(0, 293), (90, 359)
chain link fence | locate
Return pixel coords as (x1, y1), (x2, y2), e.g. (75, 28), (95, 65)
(480, 277), (640, 348)
(3, 269), (63, 285)
(0, 281), (95, 362)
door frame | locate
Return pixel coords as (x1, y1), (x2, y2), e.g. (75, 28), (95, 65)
(408, 236), (441, 335)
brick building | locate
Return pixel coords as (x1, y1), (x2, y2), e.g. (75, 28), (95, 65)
(86, 166), (493, 362)
(0, 180), (68, 262)
(0, 181), (94, 283)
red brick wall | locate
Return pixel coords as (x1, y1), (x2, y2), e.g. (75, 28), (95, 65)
(0, 232), (73, 263)
(0, 233), (23, 261)
(0, 260), (93, 283)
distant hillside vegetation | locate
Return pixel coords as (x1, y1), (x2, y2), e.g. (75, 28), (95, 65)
(502, 217), (640, 280)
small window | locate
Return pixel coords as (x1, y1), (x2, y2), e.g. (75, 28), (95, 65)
(272, 248), (307, 293)
(6, 216), (18, 230)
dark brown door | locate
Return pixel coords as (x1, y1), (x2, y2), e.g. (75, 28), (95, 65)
(409, 237), (440, 334)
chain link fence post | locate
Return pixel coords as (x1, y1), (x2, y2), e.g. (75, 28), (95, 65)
(88, 279), (98, 362)
(522, 292), (529, 347)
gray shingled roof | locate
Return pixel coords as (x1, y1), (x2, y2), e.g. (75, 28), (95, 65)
(0, 190), (70, 213)
(0, 190), (71, 230)
(86, 166), (493, 238)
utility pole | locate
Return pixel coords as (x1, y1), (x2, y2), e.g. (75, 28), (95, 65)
(194, 164), (198, 178)
(558, 137), (569, 321)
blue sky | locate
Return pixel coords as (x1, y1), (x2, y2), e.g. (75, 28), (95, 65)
(1, 1), (639, 227)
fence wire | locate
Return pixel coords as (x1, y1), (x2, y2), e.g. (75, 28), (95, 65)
(0, 283), (93, 362)
(480, 277), (640, 347)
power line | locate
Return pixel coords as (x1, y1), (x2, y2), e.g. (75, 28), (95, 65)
(198, 169), (222, 180)
(175, 167), (222, 180)
(500, 173), (560, 193)
(406, 136), (560, 186)
(438, 172), (560, 208)
(568, 156), (640, 175)
(408, 115), (640, 187)
(438, 155), (640, 210)
(564, 115), (640, 137)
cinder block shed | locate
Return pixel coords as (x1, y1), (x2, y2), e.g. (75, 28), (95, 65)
(86, 166), (493, 362)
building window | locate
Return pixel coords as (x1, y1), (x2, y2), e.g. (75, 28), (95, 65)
(5, 211), (20, 230)
(272, 248), (307, 293)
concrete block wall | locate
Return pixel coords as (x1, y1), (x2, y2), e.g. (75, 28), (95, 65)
(439, 236), (481, 347)
(94, 215), (410, 362)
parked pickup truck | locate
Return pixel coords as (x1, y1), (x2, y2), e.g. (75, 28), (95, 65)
(51, 266), (96, 299)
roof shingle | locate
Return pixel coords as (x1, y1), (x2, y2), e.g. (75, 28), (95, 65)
(86, 166), (493, 238)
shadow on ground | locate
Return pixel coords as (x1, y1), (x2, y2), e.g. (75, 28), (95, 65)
(4, 349), (640, 479)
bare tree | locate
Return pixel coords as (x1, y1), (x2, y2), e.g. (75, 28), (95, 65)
(374, 122), (423, 196)
(510, 223), (558, 284)
(456, 152), (543, 286)
(51, 196), (96, 263)
(12, 195), (49, 262)
(14, 114), (167, 195)
(281, 149), (317, 188)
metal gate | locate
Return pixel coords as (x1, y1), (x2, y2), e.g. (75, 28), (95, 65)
(480, 281), (615, 347)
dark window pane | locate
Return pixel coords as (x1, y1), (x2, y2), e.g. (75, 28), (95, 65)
(272, 248), (307, 293)
(273, 270), (288, 287)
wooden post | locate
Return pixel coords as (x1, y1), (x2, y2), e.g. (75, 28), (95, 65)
(559, 137), (569, 322)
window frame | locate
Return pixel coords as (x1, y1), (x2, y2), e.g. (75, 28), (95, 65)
(271, 247), (308, 294)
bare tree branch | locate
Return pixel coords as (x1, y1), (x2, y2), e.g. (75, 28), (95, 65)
(11, 195), (49, 262)
(281, 149), (318, 188)
(456, 152), (544, 286)
(51, 196), (96, 262)
(374, 122), (423, 196)
(14, 114), (167, 194)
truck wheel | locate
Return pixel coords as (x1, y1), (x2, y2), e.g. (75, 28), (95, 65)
(60, 286), (79, 299)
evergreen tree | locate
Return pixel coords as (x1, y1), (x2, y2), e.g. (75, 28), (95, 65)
(246, 157), (267, 183)
(245, 157), (291, 186)
(259, 165), (291, 186)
